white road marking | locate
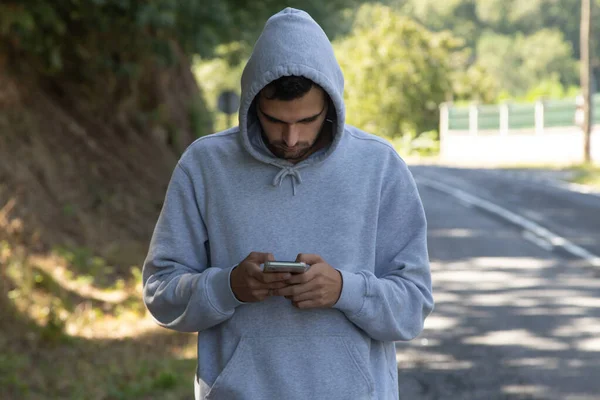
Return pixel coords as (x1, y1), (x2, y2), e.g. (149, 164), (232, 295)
(417, 177), (600, 269)
(522, 231), (553, 252)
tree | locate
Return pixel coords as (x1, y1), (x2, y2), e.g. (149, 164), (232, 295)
(385, 0), (600, 101)
(581, 0), (593, 162)
(333, 4), (468, 138)
(0, 0), (368, 84)
(475, 29), (578, 98)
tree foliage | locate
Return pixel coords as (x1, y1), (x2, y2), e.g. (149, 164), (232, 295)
(0, 0), (368, 79)
(387, 0), (600, 99)
(0, 0), (237, 80)
(333, 4), (477, 138)
(475, 29), (578, 97)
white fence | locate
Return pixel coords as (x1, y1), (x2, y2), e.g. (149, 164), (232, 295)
(439, 102), (600, 166)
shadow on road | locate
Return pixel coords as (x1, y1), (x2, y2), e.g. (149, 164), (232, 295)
(396, 185), (600, 400)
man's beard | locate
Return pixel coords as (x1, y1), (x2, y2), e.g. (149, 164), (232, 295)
(271, 142), (312, 160)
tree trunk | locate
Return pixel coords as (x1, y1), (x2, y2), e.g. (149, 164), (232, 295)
(581, 0), (593, 163)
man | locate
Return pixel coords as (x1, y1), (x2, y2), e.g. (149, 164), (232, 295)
(142, 7), (433, 400)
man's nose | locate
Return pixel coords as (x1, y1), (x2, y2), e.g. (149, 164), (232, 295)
(282, 124), (299, 147)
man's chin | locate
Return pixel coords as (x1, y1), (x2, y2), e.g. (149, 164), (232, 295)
(284, 151), (309, 160)
(276, 149), (307, 159)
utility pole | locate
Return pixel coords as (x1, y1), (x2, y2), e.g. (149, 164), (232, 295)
(581, 0), (593, 163)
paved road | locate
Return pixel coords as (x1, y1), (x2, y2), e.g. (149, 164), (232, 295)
(395, 167), (600, 400)
(411, 166), (600, 262)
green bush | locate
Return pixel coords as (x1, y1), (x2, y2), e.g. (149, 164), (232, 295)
(334, 4), (465, 138)
(0, 1), (229, 78)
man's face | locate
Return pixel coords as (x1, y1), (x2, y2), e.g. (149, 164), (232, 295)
(256, 86), (329, 163)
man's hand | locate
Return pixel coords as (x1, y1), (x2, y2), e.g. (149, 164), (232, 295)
(273, 254), (342, 309)
(230, 252), (291, 302)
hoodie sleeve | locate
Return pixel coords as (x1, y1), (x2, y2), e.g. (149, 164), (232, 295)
(142, 162), (244, 333)
(333, 157), (434, 342)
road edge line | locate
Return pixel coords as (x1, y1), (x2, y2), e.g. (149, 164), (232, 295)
(417, 177), (600, 269)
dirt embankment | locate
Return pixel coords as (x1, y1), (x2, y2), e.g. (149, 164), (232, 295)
(0, 45), (209, 270)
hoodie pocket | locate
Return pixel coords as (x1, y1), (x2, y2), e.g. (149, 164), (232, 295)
(205, 335), (374, 400)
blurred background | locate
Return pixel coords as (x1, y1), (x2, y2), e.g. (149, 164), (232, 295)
(0, 1), (599, 399)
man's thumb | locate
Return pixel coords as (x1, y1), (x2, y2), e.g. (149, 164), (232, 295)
(295, 253), (322, 265)
(248, 252), (275, 263)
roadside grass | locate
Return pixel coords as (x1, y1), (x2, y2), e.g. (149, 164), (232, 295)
(497, 163), (600, 189)
(0, 241), (197, 400)
(568, 163), (600, 188)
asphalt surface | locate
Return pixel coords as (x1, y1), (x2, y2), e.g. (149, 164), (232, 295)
(413, 166), (600, 261)
(395, 166), (600, 400)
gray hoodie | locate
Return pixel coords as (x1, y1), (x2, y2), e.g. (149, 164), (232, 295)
(142, 7), (433, 400)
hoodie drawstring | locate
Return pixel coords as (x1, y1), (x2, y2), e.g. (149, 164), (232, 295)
(272, 167), (303, 196)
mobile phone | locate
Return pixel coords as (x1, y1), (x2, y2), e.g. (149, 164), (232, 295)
(263, 261), (309, 274)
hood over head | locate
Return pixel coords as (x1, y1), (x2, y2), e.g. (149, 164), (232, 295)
(239, 8), (346, 195)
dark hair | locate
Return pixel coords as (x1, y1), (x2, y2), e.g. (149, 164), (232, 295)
(261, 75), (315, 101)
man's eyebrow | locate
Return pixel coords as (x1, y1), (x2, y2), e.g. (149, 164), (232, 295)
(258, 104), (326, 123)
